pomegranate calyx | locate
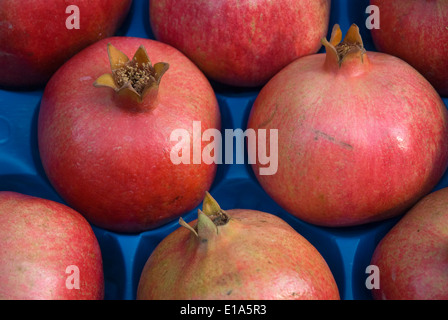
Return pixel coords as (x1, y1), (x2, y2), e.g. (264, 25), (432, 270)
(179, 217), (198, 237)
(197, 209), (219, 241)
(322, 24), (367, 68)
(178, 192), (229, 240)
(202, 191), (229, 226)
(178, 210), (220, 241)
(93, 43), (169, 103)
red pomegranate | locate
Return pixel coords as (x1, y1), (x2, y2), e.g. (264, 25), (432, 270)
(0, 191), (104, 300)
(370, 187), (448, 300)
(0, 0), (132, 88)
(370, 0), (448, 96)
(247, 24), (448, 227)
(137, 192), (340, 300)
(149, 0), (331, 87)
(38, 37), (221, 233)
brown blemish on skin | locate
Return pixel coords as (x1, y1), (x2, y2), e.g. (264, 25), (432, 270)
(258, 104), (278, 128)
(313, 130), (353, 150)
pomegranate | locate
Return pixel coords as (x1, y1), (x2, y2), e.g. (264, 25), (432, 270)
(38, 37), (220, 233)
(0, 0), (132, 88)
(247, 24), (448, 227)
(370, 187), (448, 300)
(149, 0), (331, 87)
(370, 0), (448, 96)
(0, 191), (104, 300)
(136, 192), (340, 300)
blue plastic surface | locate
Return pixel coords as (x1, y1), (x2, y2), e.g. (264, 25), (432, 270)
(1, 0), (447, 300)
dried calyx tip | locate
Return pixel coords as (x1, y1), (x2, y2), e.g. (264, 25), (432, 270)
(178, 192), (229, 238)
(201, 191), (229, 226)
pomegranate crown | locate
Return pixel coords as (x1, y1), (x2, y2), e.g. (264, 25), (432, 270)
(179, 192), (229, 240)
(93, 43), (169, 103)
(321, 23), (367, 67)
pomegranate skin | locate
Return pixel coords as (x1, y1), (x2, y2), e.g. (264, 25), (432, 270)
(370, 0), (448, 96)
(0, 0), (132, 88)
(149, 0), (331, 87)
(0, 191), (104, 300)
(371, 187), (448, 300)
(38, 37), (221, 233)
(137, 209), (340, 300)
(247, 27), (448, 227)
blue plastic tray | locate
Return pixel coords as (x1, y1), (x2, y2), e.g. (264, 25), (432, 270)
(1, 0), (447, 300)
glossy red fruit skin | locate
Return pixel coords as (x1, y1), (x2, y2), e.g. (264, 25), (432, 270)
(0, 191), (104, 300)
(0, 0), (132, 88)
(247, 48), (448, 227)
(370, 187), (448, 300)
(137, 209), (340, 300)
(37, 37), (221, 233)
(370, 0), (448, 96)
(149, 0), (331, 87)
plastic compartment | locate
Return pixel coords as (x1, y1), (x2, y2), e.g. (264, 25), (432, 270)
(1, 0), (447, 300)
